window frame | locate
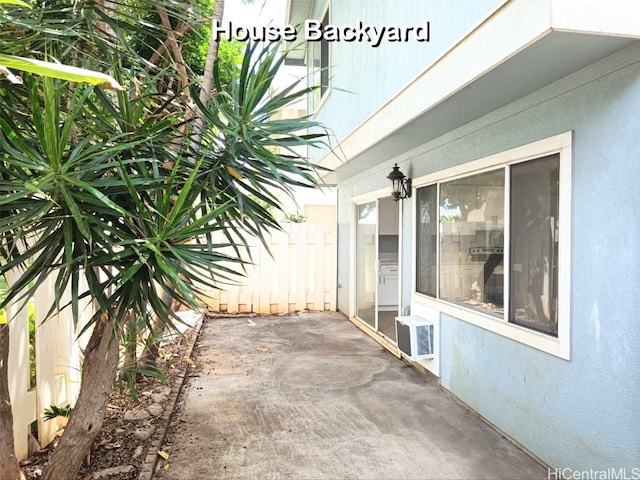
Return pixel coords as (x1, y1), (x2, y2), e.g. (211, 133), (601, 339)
(412, 132), (572, 360)
(306, 2), (331, 113)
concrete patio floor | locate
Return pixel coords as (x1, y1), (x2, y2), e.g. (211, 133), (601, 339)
(156, 312), (548, 480)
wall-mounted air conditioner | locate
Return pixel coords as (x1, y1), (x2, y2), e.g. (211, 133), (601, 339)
(395, 316), (435, 361)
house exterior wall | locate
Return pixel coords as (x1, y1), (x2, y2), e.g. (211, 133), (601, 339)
(335, 41), (640, 470)
(309, 0), (504, 159)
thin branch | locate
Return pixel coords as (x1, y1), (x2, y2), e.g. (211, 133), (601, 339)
(191, 0), (225, 144)
(145, 19), (203, 73)
(155, 4), (189, 91)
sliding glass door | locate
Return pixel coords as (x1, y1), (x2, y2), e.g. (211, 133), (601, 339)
(355, 201), (377, 328)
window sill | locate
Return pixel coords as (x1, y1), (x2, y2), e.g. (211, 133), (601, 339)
(413, 293), (570, 360)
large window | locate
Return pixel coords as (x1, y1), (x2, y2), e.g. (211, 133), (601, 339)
(416, 151), (562, 340)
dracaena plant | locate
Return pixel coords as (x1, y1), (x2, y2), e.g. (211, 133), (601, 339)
(0, 0), (124, 89)
(0, 2), (126, 478)
(0, 33), (330, 479)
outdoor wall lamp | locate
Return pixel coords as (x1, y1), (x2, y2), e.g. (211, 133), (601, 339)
(387, 163), (412, 201)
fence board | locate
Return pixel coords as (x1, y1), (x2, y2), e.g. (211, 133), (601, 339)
(6, 223), (336, 460)
(7, 270), (35, 461)
(6, 269), (92, 460)
(202, 223), (337, 314)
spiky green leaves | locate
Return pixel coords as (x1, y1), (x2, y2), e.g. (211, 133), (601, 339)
(0, 39), (330, 336)
(0, 55), (124, 89)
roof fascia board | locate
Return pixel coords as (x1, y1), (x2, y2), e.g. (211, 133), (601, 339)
(319, 0), (553, 172)
(318, 0), (639, 175)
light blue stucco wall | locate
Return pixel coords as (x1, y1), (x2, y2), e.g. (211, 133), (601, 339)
(434, 45), (640, 469)
(336, 42), (640, 470)
(330, 0), (502, 314)
(310, 0), (503, 160)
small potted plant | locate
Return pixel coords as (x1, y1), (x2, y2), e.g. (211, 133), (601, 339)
(42, 404), (74, 429)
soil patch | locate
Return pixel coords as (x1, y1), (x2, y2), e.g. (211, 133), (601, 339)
(19, 312), (213, 480)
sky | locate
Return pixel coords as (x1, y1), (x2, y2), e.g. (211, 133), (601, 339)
(222, 0), (307, 102)
(222, 0), (288, 27)
(221, 1), (334, 207)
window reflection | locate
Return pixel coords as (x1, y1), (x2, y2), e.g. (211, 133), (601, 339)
(509, 155), (559, 336)
(439, 169), (505, 317)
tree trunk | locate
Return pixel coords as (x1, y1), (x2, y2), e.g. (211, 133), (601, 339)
(0, 323), (24, 480)
(199, 0), (225, 106)
(192, 0), (225, 142)
(41, 315), (120, 480)
(138, 315), (162, 373)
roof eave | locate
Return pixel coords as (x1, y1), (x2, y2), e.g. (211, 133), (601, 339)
(316, 0), (640, 184)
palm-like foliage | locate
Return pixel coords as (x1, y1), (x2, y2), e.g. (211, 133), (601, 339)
(193, 41), (328, 248)
(1, 39), (327, 334)
(1, 0), (329, 476)
(1, 0), (187, 92)
(0, 0), (124, 88)
(0, 75), (204, 328)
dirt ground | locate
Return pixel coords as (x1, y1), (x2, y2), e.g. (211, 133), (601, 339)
(20, 314), (203, 480)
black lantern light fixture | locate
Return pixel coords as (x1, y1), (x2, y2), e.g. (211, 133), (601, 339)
(387, 163), (412, 201)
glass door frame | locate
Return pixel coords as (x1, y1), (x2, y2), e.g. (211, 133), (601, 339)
(351, 191), (403, 341)
(354, 200), (378, 331)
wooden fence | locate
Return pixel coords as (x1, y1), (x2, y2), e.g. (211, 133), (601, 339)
(5, 270), (92, 461)
(5, 222), (336, 460)
(201, 223), (337, 314)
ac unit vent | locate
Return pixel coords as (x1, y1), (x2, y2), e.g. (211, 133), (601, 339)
(395, 316), (435, 361)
